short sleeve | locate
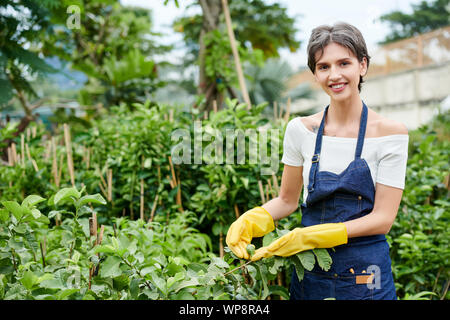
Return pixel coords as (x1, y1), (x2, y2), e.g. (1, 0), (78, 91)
(376, 136), (409, 189)
(281, 118), (304, 167)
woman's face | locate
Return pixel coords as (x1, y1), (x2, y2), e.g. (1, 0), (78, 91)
(313, 42), (367, 102)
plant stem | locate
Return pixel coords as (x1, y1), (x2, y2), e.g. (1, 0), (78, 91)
(224, 260), (252, 276)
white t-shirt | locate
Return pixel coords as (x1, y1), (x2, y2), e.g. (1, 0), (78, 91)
(281, 117), (409, 202)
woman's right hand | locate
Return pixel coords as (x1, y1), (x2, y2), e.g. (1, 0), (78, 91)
(225, 206), (275, 259)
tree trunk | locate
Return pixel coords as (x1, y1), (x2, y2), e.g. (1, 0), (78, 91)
(197, 0), (223, 112)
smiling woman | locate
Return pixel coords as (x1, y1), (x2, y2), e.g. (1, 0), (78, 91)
(226, 21), (409, 301)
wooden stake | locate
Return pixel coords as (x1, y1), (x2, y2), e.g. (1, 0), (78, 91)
(234, 203), (240, 219)
(97, 225), (105, 246)
(57, 153), (64, 188)
(221, 0), (252, 110)
(219, 230), (224, 258)
(168, 156), (177, 188)
(284, 96), (291, 122)
(98, 167), (108, 193)
(25, 143), (32, 163)
(21, 134), (25, 165)
(89, 212), (97, 239)
(44, 140), (51, 161)
(107, 169), (112, 202)
(176, 172), (183, 212)
(31, 159), (39, 172)
(258, 180), (266, 204)
(149, 194), (159, 224)
(98, 180), (108, 200)
(167, 175), (175, 189)
(213, 100), (218, 113)
(272, 174), (279, 194)
(63, 124), (75, 187)
(11, 143), (17, 165)
(7, 147), (12, 166)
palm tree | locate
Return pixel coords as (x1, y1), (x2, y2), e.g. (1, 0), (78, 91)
(244, 58), (312, 116)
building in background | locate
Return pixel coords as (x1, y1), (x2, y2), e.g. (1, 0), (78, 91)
(286, 26), (450, 130)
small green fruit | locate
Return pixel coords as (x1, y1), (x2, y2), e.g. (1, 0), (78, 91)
(246, 244), (255, 256)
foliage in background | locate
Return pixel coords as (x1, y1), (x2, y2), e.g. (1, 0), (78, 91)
(0, 186), (331, 300)
(42, 0), (170, 112)
(388, 110), (450, 300)
(1, 99), (448, 300)
(378, 0), (450, 44)
(0, 0), (59, 112)
(171, 0), (302, 111)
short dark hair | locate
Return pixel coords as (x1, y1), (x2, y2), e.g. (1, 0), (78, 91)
(307, 22), (370, 92)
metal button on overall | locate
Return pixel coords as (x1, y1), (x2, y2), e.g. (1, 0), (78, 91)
(290, 101), (397, 300)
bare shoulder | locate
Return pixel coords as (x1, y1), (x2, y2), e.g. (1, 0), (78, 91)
(299, 112), (322, 133)
(377, 115), (409, 136)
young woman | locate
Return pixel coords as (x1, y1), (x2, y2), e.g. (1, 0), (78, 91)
(226, 22), (409, 300)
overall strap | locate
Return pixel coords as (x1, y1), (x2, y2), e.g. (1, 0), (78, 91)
(355, 101), (368, 159)
(307, 105), (329, 193)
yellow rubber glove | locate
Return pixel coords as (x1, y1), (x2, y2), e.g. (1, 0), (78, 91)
(250, 223), (348, 261)
(226, 207), (275, 260)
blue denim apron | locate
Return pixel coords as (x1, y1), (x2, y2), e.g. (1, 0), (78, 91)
(289, 102), (397, 300)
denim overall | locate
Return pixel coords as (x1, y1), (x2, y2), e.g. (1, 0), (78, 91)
(289, 102), (397, 300)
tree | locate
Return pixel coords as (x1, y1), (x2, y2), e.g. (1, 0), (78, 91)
(42, 0), (172, 113)
(378, 0), (450, 44)
(170, 0), (301, 111)
(245, 59), (312, 113)
(0, 0), (60, 132)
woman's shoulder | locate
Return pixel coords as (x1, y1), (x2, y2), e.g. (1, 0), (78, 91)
(376, 115), (409, 137)
(299, 109), (408, 138)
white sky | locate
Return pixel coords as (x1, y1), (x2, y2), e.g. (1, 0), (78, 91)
(121, 0), (424, 71)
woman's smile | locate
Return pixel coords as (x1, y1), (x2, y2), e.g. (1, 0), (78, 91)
(329, 82), (348, 93)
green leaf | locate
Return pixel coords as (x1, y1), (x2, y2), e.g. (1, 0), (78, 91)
(313, 248), (332, 272)
(254, 262), (270, 300)
(0, 208), (9, 222)
(1, 201), (24, 220)
(167, 272), (184, 289)
(171, 278), (200, 293)
(30, 209), (41, 219)
(113, 274), (130, 291)
(22, 195), (46, 208)
(100, 256), (122, 278)
(262, 232), (276, 247)
(149, 274), (166, 296)
(55, 288), (79, 300)
(94, 245), (116, 254)
(143, 158), (152, 168)
(77, 194), (107, 208)
(20, 271), (38, 290)
(129, 278), (140, 299)
(54, 187), (81, 205)
(291, 256), (305, 282)
(296, 251), (315, 271)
